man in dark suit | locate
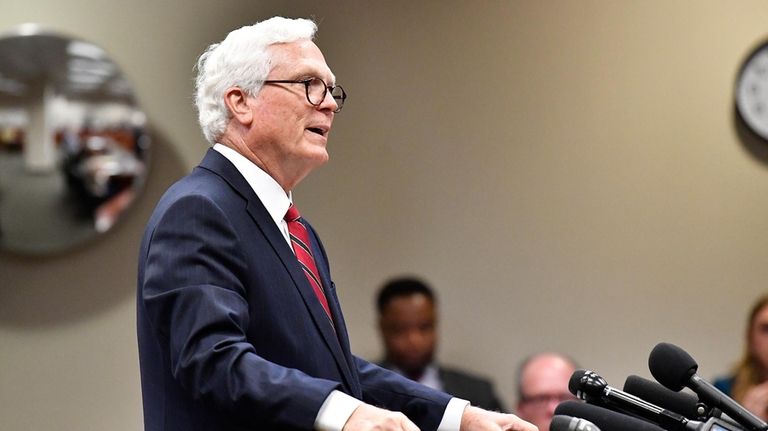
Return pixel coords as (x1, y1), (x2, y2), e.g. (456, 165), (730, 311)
(376, 277), (507, 412)
(136, 16), (536, 431)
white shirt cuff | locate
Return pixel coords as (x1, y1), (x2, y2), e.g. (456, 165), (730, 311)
(437, 397), (470, 431)
(315, 391), (468, 431)
(314, 390), (363, 431)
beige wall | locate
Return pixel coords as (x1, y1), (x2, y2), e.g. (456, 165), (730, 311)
(2, 1), (768, 429)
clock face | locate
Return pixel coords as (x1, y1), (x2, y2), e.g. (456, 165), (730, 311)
(736, 42), (768, 140)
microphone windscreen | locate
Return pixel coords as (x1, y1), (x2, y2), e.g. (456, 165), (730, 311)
(551, 415), (573, 431)
(551, 415), (600, 431)
(623, 374), (702, 419)
(648, 342), (698, 392)
(554, 400), (665, 431)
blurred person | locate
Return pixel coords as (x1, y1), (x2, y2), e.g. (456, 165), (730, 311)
(376, 276), (506, 412)
(714, 295), (768, 421)
(515, 353), (578, 431)
(136, 16), (536, 431)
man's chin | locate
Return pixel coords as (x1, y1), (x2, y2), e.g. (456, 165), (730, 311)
(305, 147), (329, 167)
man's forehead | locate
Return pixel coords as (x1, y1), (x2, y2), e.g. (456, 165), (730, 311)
(267, 40), (335, 82)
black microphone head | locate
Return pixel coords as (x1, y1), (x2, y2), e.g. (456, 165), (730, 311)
(554, 400), (665, 431)
(569, 369), (608, 400)
(623, 374), (705, 419)
(551, 414), (601, 431)
(648, 342), (699, 392)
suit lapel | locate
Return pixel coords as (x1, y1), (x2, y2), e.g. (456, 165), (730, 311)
(305, 222), (361, 396)
(198, 149), (357, 391)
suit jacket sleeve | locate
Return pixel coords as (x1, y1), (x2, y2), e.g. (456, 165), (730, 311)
(354, 356), (453, 430)
(139, 192), (340, 429)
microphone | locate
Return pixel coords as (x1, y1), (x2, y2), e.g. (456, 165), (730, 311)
(624, 375), (741, 429)
(569, 369), (695, 431)
(649, 343), (768, 431)
(551, 414), (602, 431)
(555, 400), (665, 431)
(624, 374), (714, 420)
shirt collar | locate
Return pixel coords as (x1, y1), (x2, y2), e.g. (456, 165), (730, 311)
(212, 143), (292, 225)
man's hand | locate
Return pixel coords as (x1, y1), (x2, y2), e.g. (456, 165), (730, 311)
(343, 403), (420, 431)
(460, 405), (538, 431)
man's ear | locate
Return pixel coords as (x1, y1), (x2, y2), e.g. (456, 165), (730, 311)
(223, 87), (253, 126)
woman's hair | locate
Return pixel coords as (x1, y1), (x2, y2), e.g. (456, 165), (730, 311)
(194, 17), (317, 144)
(731, 294), (768, 402)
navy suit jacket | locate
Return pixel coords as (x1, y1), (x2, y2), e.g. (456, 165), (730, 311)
(137, 149), (451, 431)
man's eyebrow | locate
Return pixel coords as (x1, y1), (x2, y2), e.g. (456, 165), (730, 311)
(292, 69), (336, 85)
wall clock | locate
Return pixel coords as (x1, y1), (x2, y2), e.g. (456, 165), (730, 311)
(736, 39), (768, 140)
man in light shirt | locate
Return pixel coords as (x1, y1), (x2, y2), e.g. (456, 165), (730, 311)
(136, 16), (537, 431)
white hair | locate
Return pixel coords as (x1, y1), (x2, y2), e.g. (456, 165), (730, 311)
(194, 17), (317, 144)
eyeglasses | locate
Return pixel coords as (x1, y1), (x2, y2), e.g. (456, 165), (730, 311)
(263, 77), (346, 113)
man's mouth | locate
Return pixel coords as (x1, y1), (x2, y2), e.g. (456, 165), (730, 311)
(306, 126), (328, 137)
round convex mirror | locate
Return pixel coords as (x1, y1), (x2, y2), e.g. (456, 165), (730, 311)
(0, 25), (149, 255)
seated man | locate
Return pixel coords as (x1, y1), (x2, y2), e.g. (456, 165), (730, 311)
(515, 353), (578, 431)
(375, 276), (506, 412)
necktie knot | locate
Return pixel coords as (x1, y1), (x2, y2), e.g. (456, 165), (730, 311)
(284, 204), (301, 223)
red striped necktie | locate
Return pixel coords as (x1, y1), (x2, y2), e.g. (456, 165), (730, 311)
(284, 205), (333, 321)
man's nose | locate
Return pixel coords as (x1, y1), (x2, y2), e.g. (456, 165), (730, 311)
(405, 330), (426, 346)
(317, 88), (338, 112)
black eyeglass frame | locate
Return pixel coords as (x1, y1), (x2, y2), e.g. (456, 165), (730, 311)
(263, 77), (346, 113)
